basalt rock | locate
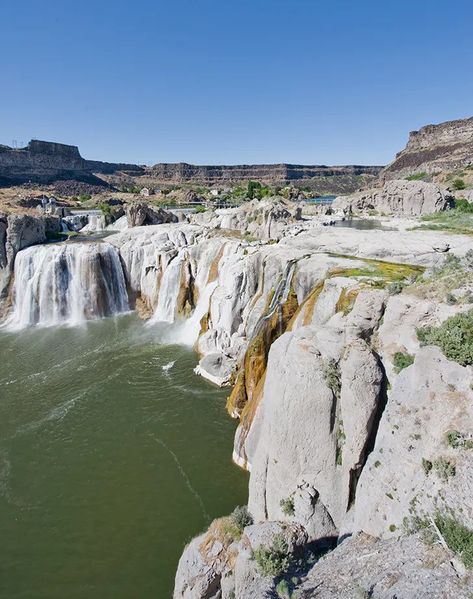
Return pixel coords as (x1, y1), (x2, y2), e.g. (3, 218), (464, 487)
(380, 116), (473, 179)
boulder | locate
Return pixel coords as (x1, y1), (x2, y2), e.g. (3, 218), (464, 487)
(125, 203), (178, 227)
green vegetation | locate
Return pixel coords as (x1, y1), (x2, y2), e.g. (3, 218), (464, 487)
(322, 358), (341, 398)
(46, 230), (78, 240)
(77, 193), (92, 202)
(452, 178), (467, 190)
(405, 172), (428, 181)
(415, 202), (473, 235)
(328, 253), (424, 289)
(230, 505), (253, 530)
(446, 430), (473, 449)
(433, 457), (456, 481)
(98, 202), (112, 216)
(393, 351), (414, 373)
(445, 292), (457, 305)
(246, 180), (273, 200)
(280, 496), (295, 516)
(417, 309), (473, 366)
(407, 252), (473, 302)
(253, 534), (292, 577)
(454, 198), (473, 213)
(422, 458), (433, 475)
(275, 579), (292, 599)
(435, 514), (473, 568)
(219, 517), (244, 543)
(387, 280), (403, 295)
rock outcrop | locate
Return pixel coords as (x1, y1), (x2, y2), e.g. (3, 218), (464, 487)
(0, 213), (61, 314)
(170, 241), (473, 598)
(332, 179), (454, 215)
(380, 116), (473, 179)
(125, 203), (178, 227)
(190, 198), (302, 240)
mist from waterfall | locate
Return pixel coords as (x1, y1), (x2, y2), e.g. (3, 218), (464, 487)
(4, 242), (129, 330)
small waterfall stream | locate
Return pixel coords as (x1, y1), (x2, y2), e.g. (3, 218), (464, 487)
(4, 242), (129, 329)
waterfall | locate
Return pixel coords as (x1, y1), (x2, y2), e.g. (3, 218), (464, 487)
(150, 240), (226, 345)
(149, 250), (187, 324)
(172, 279), (218, 345)
(4, 242), (129, 329)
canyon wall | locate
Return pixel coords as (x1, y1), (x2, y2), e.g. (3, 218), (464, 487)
(3, 209), (473, 598)
(381, 116), (473, 179)
(0, 139), (380, 191)
(0, 140), (144, 186)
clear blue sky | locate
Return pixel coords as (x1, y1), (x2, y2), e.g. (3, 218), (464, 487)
(1, 0), (472, 166)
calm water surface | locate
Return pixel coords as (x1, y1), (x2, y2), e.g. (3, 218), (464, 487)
(0, 314), (248, 598)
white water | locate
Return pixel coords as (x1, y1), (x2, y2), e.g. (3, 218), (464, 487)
(150, 250), (187, 324)
(172, 279), (218, 345)
(4, 242), (129, 330)
(151, 241), (225, 345)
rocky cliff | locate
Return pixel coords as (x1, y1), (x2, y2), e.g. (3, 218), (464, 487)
(148, 162), (382, 188)
(381, 116), (473, 179)
(0, 213), (61, 315)
(0, 139), (381, 192)
(2, 202), (473, 597)
(0, 140), (144, 186)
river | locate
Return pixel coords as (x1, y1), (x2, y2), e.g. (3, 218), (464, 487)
(0, 314), (248, 598)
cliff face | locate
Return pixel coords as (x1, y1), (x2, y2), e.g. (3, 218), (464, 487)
(381, 116), (473, 179)
(0, 139), (381, 191)
(148, 162), (382, 184)
(0, 140), (144, 186)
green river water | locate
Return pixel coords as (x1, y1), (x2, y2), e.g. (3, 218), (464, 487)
(0, 314), (248, 598)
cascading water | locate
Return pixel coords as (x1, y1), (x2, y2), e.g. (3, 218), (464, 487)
(149, 250), (187, 324)
(4, 242), (129, 329)
(148, 240), (227, 345)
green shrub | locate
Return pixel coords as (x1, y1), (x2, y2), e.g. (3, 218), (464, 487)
(231, 505), (253, 530)
(417, 309), (473, 366)
(322, 358), (341, 398)
(275, 579), (292, 599)
(280, 496), (295, 516)
(98, 202), (112, 216)
(336, 447), (343, 466)
(78, 193), (91, 202)
(405, 172), (427, 181)
(393, 351), (414, 372)
(435, 514), (473, 568)
(387, 281), (403, 295)
(445, 292), (457, 305)
(247, 180), (262, 200)
(253, 534), (291, 577)
(446, 430), (473, 449)
(454, 198), (473, 213)
(422, 458), (433, 475)
(452, 178), (467, 190)
(433, 457), (456, 481)
(219, 518), (243, 543)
